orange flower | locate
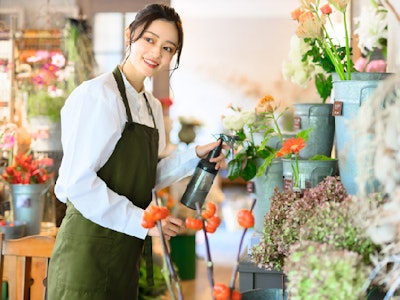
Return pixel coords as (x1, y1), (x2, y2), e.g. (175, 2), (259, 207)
(280, 137), (306, 155)
(296, 11), (324, 39)
(291, 7), (303, 20)
(256, 94), (274, 113)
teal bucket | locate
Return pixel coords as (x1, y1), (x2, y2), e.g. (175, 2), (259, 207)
(333, 72), (391, 195)
(253, 159), (283, 235)
(242, 288), (288, 300)
(293, 103), (335, 159)
(282, 158), (338, 191)
(169, 234), (196, 280)
(10, 184), (49, 236)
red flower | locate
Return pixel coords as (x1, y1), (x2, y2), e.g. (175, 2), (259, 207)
(1, 153), (53, 184)
(320, 4), (332, 15)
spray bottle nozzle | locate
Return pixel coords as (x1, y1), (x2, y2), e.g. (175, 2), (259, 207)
(217, 134), (239, 159)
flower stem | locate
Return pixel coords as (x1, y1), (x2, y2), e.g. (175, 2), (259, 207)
(343, 10), (352, 80)
(153, 190), (183, 300)
(229, 198), (256, 298)
(195, 201), (215, 300)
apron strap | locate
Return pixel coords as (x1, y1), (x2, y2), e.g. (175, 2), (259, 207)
(112, 65), (155, 287)
(143, 236), (154, 286)
(143, 92), (157, 128)
(112, 66), (133, 123)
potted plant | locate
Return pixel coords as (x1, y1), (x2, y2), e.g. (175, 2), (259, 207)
(1, 152), (54, 236)
(221, 95), (288, 236)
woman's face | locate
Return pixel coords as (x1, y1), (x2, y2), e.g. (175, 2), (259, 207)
(128, 19), (178, 78)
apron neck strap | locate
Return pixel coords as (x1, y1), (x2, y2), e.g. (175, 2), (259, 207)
(112, 66), (133, 123)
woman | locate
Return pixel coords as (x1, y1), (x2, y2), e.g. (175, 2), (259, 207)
(47, 4), (226, 299)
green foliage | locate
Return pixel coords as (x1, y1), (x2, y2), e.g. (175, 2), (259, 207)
(138, 257), (168, 300)
(27, 90), (66, 123)
(303, 38), (354, 103)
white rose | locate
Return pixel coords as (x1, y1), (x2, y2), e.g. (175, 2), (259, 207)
(241, 110), (256, 126)
(222, 114), (245, 131)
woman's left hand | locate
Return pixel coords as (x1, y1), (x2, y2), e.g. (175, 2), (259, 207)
(195, 140), (229, 170)
(148, 216), (185, 240)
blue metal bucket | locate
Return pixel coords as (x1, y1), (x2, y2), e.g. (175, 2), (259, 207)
(333, 72), (391, 195)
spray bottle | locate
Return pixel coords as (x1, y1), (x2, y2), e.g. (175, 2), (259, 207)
(180, 134), (236, 210)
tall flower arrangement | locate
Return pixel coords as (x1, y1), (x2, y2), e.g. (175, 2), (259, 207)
(284, 0), (354, 102)
(291, 0), (353, 80)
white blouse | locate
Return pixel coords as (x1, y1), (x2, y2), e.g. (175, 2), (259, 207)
(55, 70), (199, 239)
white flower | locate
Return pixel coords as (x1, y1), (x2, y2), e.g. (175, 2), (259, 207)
(241, 110), (256, 126)
(282, 35), (327, 87)
(354, 3), (388, 55)
(222, 114), (245, 131)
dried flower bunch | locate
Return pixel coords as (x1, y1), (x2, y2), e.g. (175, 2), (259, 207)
(222, 95), (286, 181)
(250, 176), (354, 270)
(352, 74), (400, 296)
(285, 241), (371, 300)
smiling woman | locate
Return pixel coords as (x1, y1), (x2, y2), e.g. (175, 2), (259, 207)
(46, 3), (229, 300)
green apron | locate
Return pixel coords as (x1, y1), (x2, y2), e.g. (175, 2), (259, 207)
(47, 66), (159, 300)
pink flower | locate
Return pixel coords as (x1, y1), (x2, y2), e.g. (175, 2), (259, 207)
(365, 60), (387, 73)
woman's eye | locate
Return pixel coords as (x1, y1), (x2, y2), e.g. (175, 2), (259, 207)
(144, 37), (153, 43)
(163, 46), (173, 53)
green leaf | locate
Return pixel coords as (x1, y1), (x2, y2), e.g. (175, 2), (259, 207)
(227, 159), (242, 180)
(241, 159), (257, 181)
(296, 128), (313, 141)
(309, 154), (334, 161)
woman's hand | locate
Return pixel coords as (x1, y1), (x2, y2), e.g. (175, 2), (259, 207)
(195, 141), (229, 170)
(147, 216), (185, 240)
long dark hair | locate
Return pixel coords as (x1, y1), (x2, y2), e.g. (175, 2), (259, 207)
(126, 4), (184, 70)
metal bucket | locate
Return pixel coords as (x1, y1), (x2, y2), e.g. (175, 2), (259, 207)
(253, 159), (283, 234)
(333, 72), (391, 195)
(10, 184), (49, 236)
(293, 103), (335, 159)
(282, 159), (338, 191)
(242, 288), (288, 300)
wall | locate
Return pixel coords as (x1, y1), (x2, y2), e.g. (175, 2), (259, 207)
(169, 0), (318, 144)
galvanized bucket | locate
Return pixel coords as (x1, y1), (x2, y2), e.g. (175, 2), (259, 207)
(10, 183), (49, 236)
(282, 158), (338, 191)
(293, 103), (335, 159)
(333, 72), (391, 195)
(242, 288), (288, 300)
(253, 158), (283, 234)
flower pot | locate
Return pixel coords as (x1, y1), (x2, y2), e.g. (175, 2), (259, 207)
(253, 159), (283, 235)
(169, 234), (196, 280)
(10, 183), (49, 236)
(332, 72), (391, 195)
(242, 288), (288, 300)
(293, 103), (335, 159)
(282, 158), (338, 192)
